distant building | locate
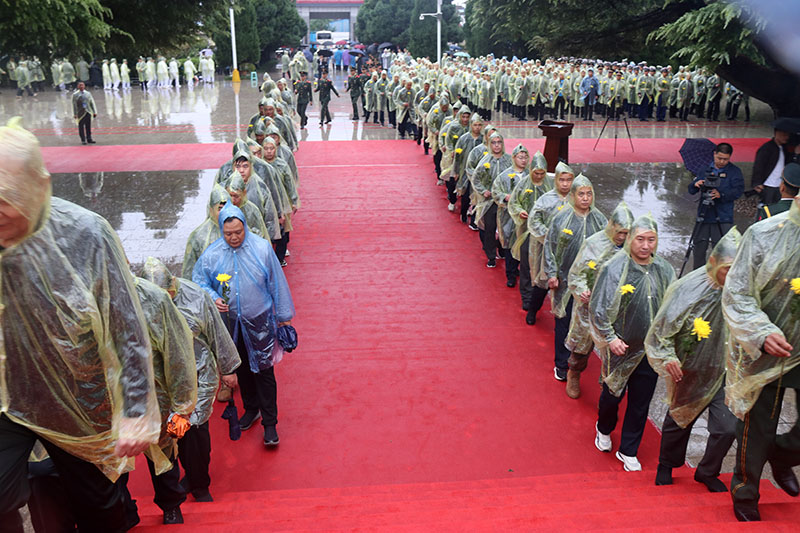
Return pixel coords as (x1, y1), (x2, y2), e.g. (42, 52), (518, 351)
(296, 0), (363, 44)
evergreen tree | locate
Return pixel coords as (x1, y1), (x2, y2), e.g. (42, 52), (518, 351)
(356, 0), (415, 47)
(407, 0), (462, 60)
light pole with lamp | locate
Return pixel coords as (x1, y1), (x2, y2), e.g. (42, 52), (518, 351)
(230, 0), (240, 82)
(419, 0), (442, 63)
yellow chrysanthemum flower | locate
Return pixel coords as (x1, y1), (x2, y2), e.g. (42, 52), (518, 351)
(557, 205), (565, 211)
(484, 162), (491, 168)
(588, 261), (597, 270)
(562, 228), (573, 235)
(434, 109), (439, 113)
(453, 134), (459, 139)
(620, 284), (635, 296)
(691, 317), (712, 341)
(216, 273), (232, 283)
(509, 173), (516, 178)
(791, 278), (800, 295)
(455, 148), (463, 154)
(525, 188), (534, 193)
(483, 151), (488, 156)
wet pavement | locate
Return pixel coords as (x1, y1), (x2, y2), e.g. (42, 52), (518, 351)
(2, 68), (794, 500)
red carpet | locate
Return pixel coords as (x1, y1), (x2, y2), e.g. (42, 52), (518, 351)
(121, 139), (799, 529)
(41, 137), (765, 173)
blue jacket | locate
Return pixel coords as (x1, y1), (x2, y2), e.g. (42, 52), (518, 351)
(688, 161), (744, 223)
(580, 75), (600, 105)
(193, 203), (295, 372)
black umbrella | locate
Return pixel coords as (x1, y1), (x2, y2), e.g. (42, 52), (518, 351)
(772, 117), (800, 133)
(318, 49), (334, 57)
(321, 40), (334, 47)
(378, 42), (394, 51)
(221, 399), (241, 441)
(367, 44), (378, 55)
(679, 138), (716, 175)
(349, 49), (366, 57)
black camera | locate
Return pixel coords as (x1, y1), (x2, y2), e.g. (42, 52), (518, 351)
(700, 170), (724, 206)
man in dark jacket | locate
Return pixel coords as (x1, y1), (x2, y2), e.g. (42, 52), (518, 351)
(751, 122), (799, 206)
(688, 142), (744, 269)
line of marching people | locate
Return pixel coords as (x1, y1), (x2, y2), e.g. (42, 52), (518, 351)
(414, 96), (800, 522)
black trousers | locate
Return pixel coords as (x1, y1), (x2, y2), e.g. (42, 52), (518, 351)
(297, 102), (309, 127)
(145, 457), (185, 512)
(707, 95), (721, 120)
(504, 249), (519, 283)
(732, 365), (800, 508)
(350, 97), (360, 119)
(553, 297), (574, 371)
(398, 113), (413, 138)
(27, 459), (77, 533)
(481, 203), (499, 261)
(597, 357), (658, 457)
(0, 414), (126, 533)
(319, 100), (331, 123)
(446, 176), (457, 204)
(529, 285), (548, 317)
(433, 149), (442, 177)
(275, 231), (290, 263)
(518, 235), (533, 307)
(78, 113), (92, 142)
(177, 422), (211, 497)
(553, 96), (566, 119)
(235, 328), (278, 427)
(638, 96), (650, 120)
(692, 222), (732, 270)
(658, 386), (736, 478)
(388, 109), (396, 126)
(460, 182), (472, 223)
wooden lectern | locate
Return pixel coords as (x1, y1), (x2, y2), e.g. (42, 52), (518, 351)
(538, 120), (574, 172)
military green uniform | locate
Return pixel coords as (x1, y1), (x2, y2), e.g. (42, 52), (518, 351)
(315, 78), (339, 125)
(756, 198), (793, 221)
(346, 72), (362, 119)
(294, 78), (313, 128)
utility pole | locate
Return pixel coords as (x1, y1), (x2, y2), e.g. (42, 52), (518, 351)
(419, 0), (443, 63)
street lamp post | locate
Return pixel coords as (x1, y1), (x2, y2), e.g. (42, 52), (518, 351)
(419, 0), (442, 63)
(230, 1), (240, 82)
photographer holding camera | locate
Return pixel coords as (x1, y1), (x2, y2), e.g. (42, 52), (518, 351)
(688, 142), (743, 270)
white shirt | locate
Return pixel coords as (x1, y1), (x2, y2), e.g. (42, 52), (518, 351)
(764, 145), (785, 187)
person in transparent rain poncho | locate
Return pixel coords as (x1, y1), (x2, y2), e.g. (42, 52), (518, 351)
(263, 137), (299, 266)
(508, 151), (554, 312)
(139, 257), (240, 504)
(722, 196), (800, 522)
(225, 170), (271, 241)
(119, 275), (198, 525)
(591, 215), (676, 472)
(452, 113), (484, 225)
(464, 124), (498, 226)
(426, 96), (452, 182)
(472, 132), (513, 269)
(645, 228), (741, 493)
(544, 174), (608, 383)
(564, 201), (633, 399)
(526, 162), (575, 325)
(182, 184), (231, 279)
(492, 143), (530, 286)
(0, 119), (160, 533)
(193, 203), (295, 448)
(441, 104), (472, 211)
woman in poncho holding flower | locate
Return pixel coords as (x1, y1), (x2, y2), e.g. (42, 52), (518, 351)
(645, 228), (741, 492)
(590, 214), (676, 472)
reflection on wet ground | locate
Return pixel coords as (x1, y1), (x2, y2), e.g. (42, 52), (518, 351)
(1, 70), (776, 146)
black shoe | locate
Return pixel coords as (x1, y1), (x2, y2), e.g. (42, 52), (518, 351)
(655, 464), (673, 486)
(81, 141), (87, 145)
(325, 120), (331, 124)
(163, 507), (184, 525)
(468, 222), (479, 231)
(506, 278), (516, 288)
(238, 410), (261, 431)
(554, 367), (567, 382)
(522, 302), (530, 311)
(263, 425), (279, 446)
(694, 473), (727, 493)
(486, 259), (496, 268)
(525, 310), (536, 325)
(770, 462), (800, 496)
(87, 139), (96, 144)
(192, 490), (213, 502)
(733, 504), (760, 522)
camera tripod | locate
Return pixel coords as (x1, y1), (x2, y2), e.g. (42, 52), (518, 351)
(679, 198), (724, 277)
(593, 107), (634, 156)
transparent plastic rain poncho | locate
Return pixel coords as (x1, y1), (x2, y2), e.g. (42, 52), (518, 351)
(132, 277), (197, 472)
(645, 228), (741, 427)
(226, 171), (270, 239)
(426, 97), (451, 152)
(265, 123), (300, 188)
(193, 203), (296, 373)
(492, 144), (530, 249)
(472, 132), (512, 229)
(214, 138), (249, 185)
(452, 114), (484, 193)
(589, 215), (677, 396)
(219, 148), (281, 241)
(464, 125), (496, 185)
(264, 137), (299, 210)
(439, 105), (471, 179)
(182, 184), (231, 279)
(140, 258), (241, 427)
(527, 162), (574, 285)
(507, 151), (554, 260)
(0, 119), (161, 481)
(543, 174), (607, 318)
(722, 199), (800, 418)
(565, 201), (634, 354)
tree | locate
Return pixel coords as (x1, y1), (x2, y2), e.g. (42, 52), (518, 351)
(211, 0), (261, 68)
(406, 0), (462, 60)
(310, 19), (332, 32)
(356, 0), (415, 47)
(253, 0), (306, 65)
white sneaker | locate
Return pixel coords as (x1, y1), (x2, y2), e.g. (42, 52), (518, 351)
(436, 178), (444, 186)
(616, 451), (641, 471)
(595, 423), (612, 452)
(447, 203), (456, 211)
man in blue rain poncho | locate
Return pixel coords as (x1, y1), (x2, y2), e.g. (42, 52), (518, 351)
(591, 215), (676, 472)
(193, 203), (295, 447)
(564, 201), (633, 399)
(140, 257), (240, 503)
(722, 195), (800, 522)
(544, 174), (607, 382)
(0, 119), (160, 532)
(646, 229), (740, 493)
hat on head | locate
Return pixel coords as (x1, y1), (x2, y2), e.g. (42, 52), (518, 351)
(783, 162), (800, 188)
